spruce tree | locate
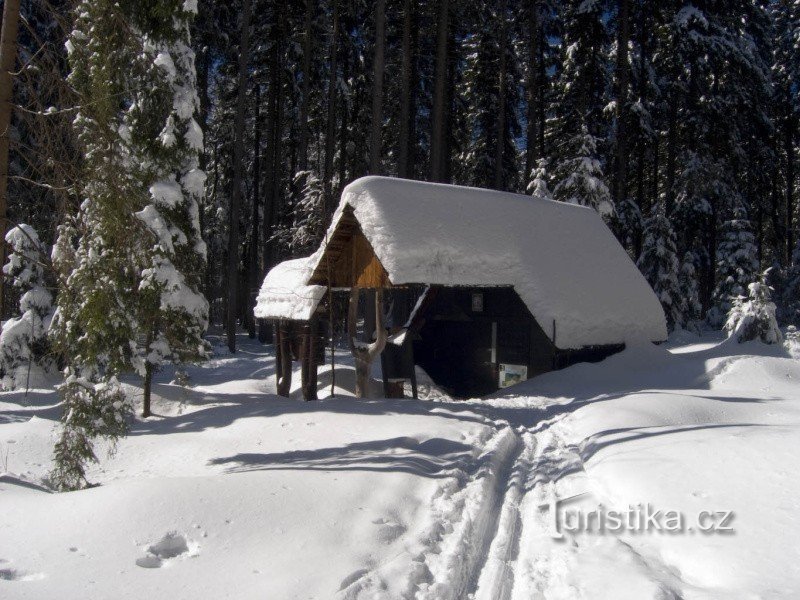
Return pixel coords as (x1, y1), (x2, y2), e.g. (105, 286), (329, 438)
(552, 125), (613, 216)
(527, 158), (553, 200)
(128, 0), (211, 415)
(711, 206), (759, 325)
(637, 207), (684, 330)
(725, 270), (782, 344)
(459, 0), (521, 191)
(50, 0), (208, 490)
(0, 225), (55, 389)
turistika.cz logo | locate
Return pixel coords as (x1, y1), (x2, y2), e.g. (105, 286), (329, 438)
(540, 489), (735, 539)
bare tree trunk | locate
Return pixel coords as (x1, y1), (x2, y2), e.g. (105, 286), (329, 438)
(369, 0), (386, 174)
(493, 0), (509, 191)
(0, 0), (21, 320)
(397, 0), (416, 178)
(323, 0), (339, 217)
(262, 0), (285, 274)
(536, 17), (546, 158)
(226, 0), (253, 353)
(612, 0), (631, 206)
(665, 100), (677, 216)
(248, 84), (262, 339)
(348, 287), (387, 398)
(430, 0), (449, 182)
(786, 109), (796, 264)
(524, 0), (538, 180)
(298, 0), (314, 172)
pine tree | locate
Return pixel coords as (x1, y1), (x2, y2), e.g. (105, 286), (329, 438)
(552, 125), (613, 215)
(725, 270), (782, 344)
(637, 207), (684, 329)
(0, 224), (55, 389)
(711, 206), (759, 325)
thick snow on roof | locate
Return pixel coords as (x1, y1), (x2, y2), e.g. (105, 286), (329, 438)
(312, 176), (667, 348)
(254, 257), (325, 321)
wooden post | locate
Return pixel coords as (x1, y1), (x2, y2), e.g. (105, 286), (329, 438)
(301, 318), (318, 400)
(348, 287), (387, 398)
(276, 321), (292, 397)
(143, 362), (153, 418)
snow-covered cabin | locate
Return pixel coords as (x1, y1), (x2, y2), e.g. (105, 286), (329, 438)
(256, 176), (667, 398)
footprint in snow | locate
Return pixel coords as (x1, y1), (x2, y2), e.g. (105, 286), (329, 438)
(135, 532), (198, 569)
(372, 517), (407, 544)
(0, 563), (45, 582)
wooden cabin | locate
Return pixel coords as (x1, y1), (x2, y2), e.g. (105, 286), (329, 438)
(256, 176), (667, 399)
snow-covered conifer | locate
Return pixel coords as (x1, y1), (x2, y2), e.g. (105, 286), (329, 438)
(527, 158), (553, 200)
(678, 251), (702, 328)
(637, 208), (683, 330)
(129, 0), (210, 416)
(552, 125), (614, 216)
(50, 0), (208, 490)
(784, 241), (800, 325)
(712, 206), (759, 324)
(276, 170), (325, 255)
(0, 225), (55, 389)
(725, 270), (782, 345)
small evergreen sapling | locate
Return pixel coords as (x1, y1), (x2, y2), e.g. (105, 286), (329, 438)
(0, 224), (55, 389)
(724, 270), (782, 344)
(527, 159), (553, 200)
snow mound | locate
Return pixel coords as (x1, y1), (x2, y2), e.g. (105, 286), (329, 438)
(254, 257), (326, 321)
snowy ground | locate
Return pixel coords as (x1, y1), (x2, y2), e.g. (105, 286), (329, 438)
(1, 332), (799, 599)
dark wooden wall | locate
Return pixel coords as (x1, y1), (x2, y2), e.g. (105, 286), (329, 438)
(408, 286), (556, 398)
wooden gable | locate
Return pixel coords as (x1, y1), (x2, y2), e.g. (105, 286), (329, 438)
(309, 205), (392, 288)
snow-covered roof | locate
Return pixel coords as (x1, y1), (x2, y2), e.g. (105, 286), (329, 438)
(309, 176), (667, 349)
(254, 257), (326, 321)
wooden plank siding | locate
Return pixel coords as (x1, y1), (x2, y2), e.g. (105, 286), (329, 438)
(309, 205), (392, 288)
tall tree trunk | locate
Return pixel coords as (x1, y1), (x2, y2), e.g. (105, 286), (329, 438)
(665, 100), (677, 216)
(338, 37), (349, 194)
(493, 0), (509, 191)
(226, 0), (253, 353)
(323, 0), (339, 217)
(262, 0), (285, 274)
(612, 0), (631, 206)
(297, 0), (314, 173)
(248, 84), (262, 339)
(786, 110), (796, 264)
(369, 0), (385, 174)
(524, 0), (539, 180)
(270, 3), (286, 260)
(397, 0), (416, 178)
(536, 17), (546, 158)
(0, 0), (21, 320)
(430, 0), (449, 182)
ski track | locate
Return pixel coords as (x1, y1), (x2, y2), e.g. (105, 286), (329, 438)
(335, 402), (685, 600)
